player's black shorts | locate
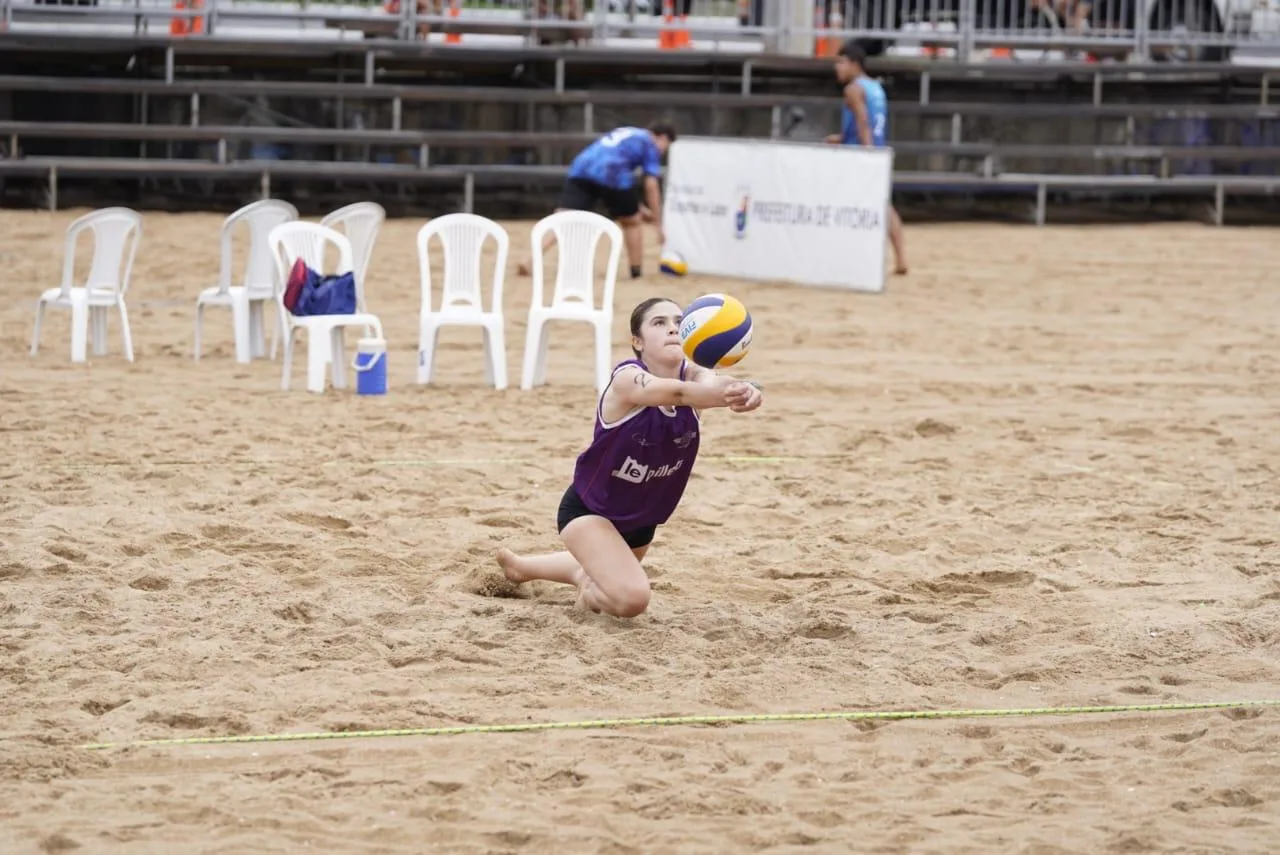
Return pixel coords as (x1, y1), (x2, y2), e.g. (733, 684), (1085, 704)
(557, 178), (641, 220)
(556, 484), (656, 550)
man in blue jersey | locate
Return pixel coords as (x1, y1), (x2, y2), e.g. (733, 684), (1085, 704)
(517, 123), (676, 280)
(825, 39), (908, 275)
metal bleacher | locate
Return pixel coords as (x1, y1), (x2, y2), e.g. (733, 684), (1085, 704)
(0, 29), (1278, 223)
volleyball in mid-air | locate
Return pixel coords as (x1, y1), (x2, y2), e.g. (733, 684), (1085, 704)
(659, 250), (689, 277)
(678, 293), (753, 370)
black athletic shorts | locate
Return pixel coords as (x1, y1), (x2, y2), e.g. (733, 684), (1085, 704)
(557, 177), (641, 220)
(556, 484), (657, 550)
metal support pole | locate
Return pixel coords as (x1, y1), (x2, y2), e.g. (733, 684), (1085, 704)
(770, 105), (781, 139)
(584, 102), (594, 134)
(591, 0), (609, 43)
(392, 96), (402, 131)
(217, 139), (227, 164)
(48, 166), (57, 213)
(1132, 6), (1149, 63)
(139, 93), (148, 159)
(1035, 183), (1047, 226)
(1092, 72), (1103, 106)
(774, 0), (812, 56)
(165, 45), (175, 84)
(956, 0), (975, 64)
(920, 72), (930, 106)
(741, 61), (752, 97)
(555, 58), (565, 94)
(260, 171), (270, 200)
(463, 172), (475, 214)
(190, 93), (200, 127)
(1214, 182), (1224, 227)
(419, 144), (429, 169)
(364, 51), (375, 86)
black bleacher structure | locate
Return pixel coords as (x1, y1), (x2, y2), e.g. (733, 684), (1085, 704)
(0, 33), (1277, 224)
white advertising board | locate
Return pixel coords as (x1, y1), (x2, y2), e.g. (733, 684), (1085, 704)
(661, 137), (894, 293)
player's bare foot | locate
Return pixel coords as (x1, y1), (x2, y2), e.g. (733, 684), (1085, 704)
(496, 547), (530, 583)
(574, 585), (602, 613)
(894, 264), (909, 276)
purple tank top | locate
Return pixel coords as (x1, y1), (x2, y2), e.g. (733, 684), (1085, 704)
(572, 358), (702, 531)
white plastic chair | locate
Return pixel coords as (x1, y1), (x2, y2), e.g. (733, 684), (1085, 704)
(194, 199), (298, 364)
(321, 201), (385, 300)
(319, 201), (385, 363)
(30, 207), (143, 364)
(416, 214), (510, 390)
(520, 210), (623, 394)
(268, 221), (385, 394)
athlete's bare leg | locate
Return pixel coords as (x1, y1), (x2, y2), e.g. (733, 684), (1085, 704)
(497, 548), (582, 586)
(497, 535), (651, 617)
(618, 212), (644, 272)
(889, 204), (908, 275)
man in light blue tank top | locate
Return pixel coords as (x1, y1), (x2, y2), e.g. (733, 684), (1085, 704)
(825, 39), (909, 275)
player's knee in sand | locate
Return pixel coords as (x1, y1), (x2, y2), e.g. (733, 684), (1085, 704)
(605, 580), (651, 618)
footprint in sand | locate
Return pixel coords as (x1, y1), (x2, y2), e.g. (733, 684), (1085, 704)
(45, 544), (87, 562)
(81, 698), (130, 717)
(157, 531), (197, 547)
(140, 711), (251, 734)
(39, 833), (81, 854)
(282, 512), (354, 532)
(274, 602), (317, 623)
(199, 523), (253, 541)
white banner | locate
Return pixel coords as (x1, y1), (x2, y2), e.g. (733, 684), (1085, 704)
(661, 137), (894, 293)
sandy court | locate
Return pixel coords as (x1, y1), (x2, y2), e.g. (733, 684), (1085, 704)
(1, 208), (1278, 853)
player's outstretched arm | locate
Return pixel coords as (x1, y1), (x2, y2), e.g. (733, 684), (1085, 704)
(611, 365), (739, 411)
(687, 364), (764, 413)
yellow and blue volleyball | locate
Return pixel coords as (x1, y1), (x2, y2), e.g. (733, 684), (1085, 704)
(659, 250), (689, 277)
(678, 293), (753, 370)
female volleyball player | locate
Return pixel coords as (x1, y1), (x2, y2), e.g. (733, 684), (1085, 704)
(497, 297), (763, 618)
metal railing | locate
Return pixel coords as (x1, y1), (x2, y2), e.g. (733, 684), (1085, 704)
(2, 0), (1278, 60)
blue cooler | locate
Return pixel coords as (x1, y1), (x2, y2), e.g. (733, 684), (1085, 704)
(354, 337), (388, 396)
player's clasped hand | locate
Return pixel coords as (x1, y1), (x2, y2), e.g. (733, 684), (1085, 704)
(724, 381), (763, 413)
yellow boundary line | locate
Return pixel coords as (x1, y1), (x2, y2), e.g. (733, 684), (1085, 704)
(80, 700), (1280, 751)
(29, 453), (838, 472)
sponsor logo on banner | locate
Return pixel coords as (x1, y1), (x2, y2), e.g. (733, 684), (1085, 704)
(749, 201), (882, 231)
(666, 182), (730, 220)
(734, 184), (751, 239)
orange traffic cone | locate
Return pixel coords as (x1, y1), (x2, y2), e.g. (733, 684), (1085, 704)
(813, 6), (841, 56)
(659, 0), (675, 48)
(445, 0), (461, 43)
(675, 13), (690, 47)
(170, 0), (188, 35)
(170, 0), (204, 36)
